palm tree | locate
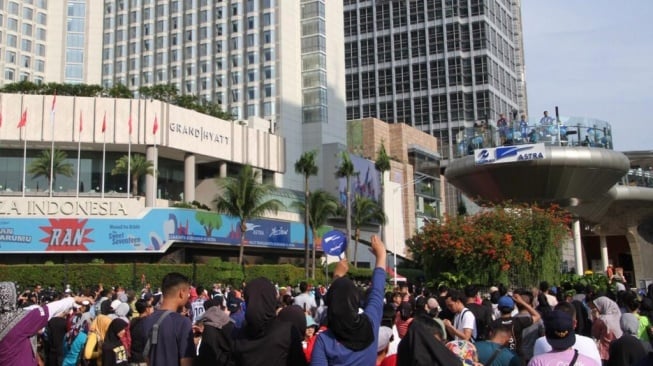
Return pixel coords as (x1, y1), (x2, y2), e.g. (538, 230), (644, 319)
(294, 189), (339, 279)
(335, 151), (355, 261)
(351, 195), (387, 267)
(28, 149), (74, 191)
(111, 154), (154, 196)
(295, 150), (319, 279)
(374, 142), (391, 242)
(213, 165), (284, 265)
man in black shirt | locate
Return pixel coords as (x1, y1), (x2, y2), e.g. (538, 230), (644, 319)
(492, 294), (540, 362)
(130, 299), (153, 365)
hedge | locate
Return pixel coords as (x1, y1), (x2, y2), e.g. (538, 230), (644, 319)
(0, 260), (379, 291)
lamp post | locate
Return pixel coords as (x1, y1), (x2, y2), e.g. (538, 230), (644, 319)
(391, 175), (430, 286)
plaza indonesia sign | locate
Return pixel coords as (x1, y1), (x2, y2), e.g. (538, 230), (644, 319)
(475, 143), (546, 165)
(0, 199), (130, 217)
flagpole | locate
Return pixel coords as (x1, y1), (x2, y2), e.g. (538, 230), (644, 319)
(19, 96), (26, 197)
(101, 112), (106, 199)
(152, 114), (158, 208)
(127, 119), (131, 198)
(76, 111), (82, 199)
(49, 93), (56, 197)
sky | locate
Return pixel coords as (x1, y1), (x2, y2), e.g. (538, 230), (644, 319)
(521, 1), (653, 151)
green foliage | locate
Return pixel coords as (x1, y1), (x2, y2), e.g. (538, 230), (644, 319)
(172, 201), (211, 210)
(411, 203), (571, 287)
(0, 82), (231, 119)
(294, 150), (319, 279)
(28, 149), (74, 189)
(111, 154), (154, 196)
(374, 143), (391, 174)
(214, 165), (284, 265)
(426, 272), (473, 289)
(560, 272), (614, 294)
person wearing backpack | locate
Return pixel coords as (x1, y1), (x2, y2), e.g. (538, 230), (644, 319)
(464, 285), (493, 342)
(140, 273), (195, 366)
(492, 294), (540, 364)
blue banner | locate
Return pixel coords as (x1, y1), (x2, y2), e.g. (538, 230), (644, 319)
(0, 208), (310, 253)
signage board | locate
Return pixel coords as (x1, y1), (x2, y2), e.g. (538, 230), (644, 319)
(474, 143), (546, 165)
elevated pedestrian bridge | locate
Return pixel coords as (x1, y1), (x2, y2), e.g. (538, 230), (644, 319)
(444, 117), (653, 286)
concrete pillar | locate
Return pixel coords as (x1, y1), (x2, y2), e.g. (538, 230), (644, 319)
(219, 162), (227, 178)
(600, 235), (609, 273)
(184, 153), (195, 203)
(145, 146), (157, 207)
(572, 218), (584, 275)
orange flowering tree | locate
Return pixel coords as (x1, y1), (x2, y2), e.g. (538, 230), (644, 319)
(409, 203), (571, 286)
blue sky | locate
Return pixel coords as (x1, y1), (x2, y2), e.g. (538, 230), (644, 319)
(521, 1), (653, 151)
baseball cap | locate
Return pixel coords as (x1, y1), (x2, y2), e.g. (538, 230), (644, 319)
(544, 310), (576, 350)
(497, 296), (515, 310)
(377, 326), (393, 352)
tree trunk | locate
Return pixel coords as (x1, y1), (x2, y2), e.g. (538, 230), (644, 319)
(311, 228), (318, 279)
(132, 175), (139, 196)
(379, 173), (385, 242)
(353, 228), (360, 267)
(304, 176), (310, 279)
(346, 176), (352, 264)
(239, 222), (247, 265)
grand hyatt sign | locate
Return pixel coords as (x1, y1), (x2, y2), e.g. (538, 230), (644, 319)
(0, 199), (129, 217)
(169, 122), (230, 144)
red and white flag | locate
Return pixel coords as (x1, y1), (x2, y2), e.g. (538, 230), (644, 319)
(128, 115), (133, 135)
(79, 111), (83, 132)
(16, 109), (27, 128)
(0, 111), (3, 128)
(101, 112), (107, 133)
(153, 115), (159, 135)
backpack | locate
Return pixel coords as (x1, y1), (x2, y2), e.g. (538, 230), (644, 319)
(143, 310), (173, 363)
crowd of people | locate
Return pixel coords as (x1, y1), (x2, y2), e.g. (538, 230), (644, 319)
(1, 236), (653, 366)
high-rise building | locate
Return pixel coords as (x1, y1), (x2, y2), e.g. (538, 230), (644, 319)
(344, 0), (525, 161)
(0, 0), (104, 85)
(0, 0), (348, 192)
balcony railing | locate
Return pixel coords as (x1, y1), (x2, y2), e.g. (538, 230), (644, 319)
(622, 168), (653, 188)
(454, 117), (613, 158)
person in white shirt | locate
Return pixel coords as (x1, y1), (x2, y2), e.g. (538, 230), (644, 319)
(443, 290), (477, 341)
(293, 281), (317, 317)
(533, 302), (601, 366)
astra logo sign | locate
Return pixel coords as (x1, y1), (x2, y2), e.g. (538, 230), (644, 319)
(475, 144), (546, 165)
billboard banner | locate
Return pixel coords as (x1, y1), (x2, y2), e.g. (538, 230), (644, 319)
(337, 154), (381, 205)
(474, 143), (546, 165)
(0, 208), (310, 253)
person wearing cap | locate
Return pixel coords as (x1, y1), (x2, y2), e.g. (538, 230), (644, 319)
(608, 312), (651, 366)
(527, 310), (599, 366)
(475, 323), (521, 366)
(376, 326), (396, 366)
(533, 302), (601, 365)
(492, 293), (541, 362)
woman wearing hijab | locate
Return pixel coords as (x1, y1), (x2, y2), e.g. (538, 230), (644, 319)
(311, 235), (387, 366)
(591, 296), (623, 363)
(397, 314), (461, 366)
(196, 304), (235, 366)
(0, 281), (93, 366)
(84, 314), (113, 366)
(231, 277), (307, 366)
(101, 319), (129, 366)
(608, 313), (650, 366)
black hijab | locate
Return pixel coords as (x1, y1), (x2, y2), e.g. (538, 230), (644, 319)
(397, 315), (461, 366)
(243, 277), (278, 339)
(104, 318), (128, 349)
(325, 277), (374, 351)
(277, 305), (306, 334)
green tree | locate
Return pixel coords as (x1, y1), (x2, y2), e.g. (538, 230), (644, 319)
(28, 149), (74, 191)
(335, 151), (356, 264)
(295, 150), (319, 279)
(105, 83), (134, 98)
(374, 142), (391, 241)
(351, 195), (386, 267)
(294, 189), (339, 278)
(213, 165), (284, 265)
(195, 211), (223, 236)
(110, 154), (154, 196)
